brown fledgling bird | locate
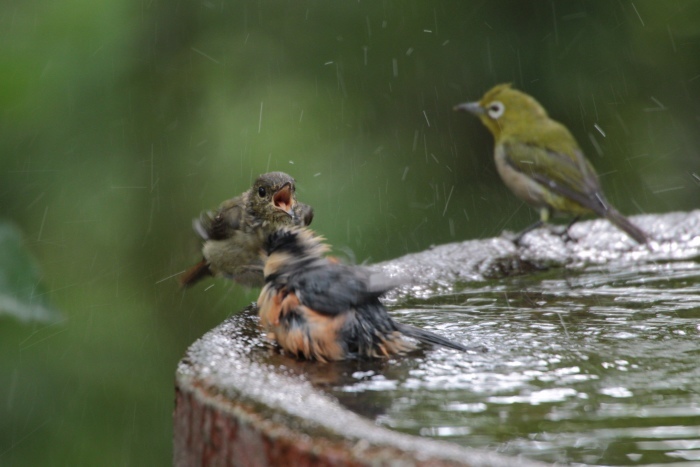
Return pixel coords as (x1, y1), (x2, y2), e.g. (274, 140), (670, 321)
(257, 227), (483, 362)
(454, 83), (648, 244)
(180, 172), (314, 288)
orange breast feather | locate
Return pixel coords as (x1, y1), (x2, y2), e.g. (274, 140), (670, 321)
(258, 286), (347, 362)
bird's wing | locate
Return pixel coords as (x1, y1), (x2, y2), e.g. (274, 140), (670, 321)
(287, 263), (382, 316)
(195, 194), (247, 241)
(295, 202), (314, 226)
(503, 140), (609, 214)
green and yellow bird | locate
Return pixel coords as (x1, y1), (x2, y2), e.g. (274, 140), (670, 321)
(454, 83), (647, 244)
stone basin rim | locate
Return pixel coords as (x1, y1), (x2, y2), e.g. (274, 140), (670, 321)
(175, 312), (549, 466)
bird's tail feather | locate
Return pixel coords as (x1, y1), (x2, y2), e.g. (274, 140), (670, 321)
(395, 323), (486, 353)
(179, 259), (212, 288)
(604, 208), (648, 244)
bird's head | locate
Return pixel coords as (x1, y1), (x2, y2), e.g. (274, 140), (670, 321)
(265, 227), (327, 257)
(249, 171), (299, 226)
(454, 83), (549, 139)
(262, 227), (328, 279)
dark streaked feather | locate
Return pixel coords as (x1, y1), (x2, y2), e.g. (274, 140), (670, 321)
(394, 323), (485, 353)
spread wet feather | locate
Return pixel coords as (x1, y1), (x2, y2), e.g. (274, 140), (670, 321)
(258, 228), (480, 361)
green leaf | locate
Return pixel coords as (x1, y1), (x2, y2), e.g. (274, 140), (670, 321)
(0, 220), (61, 323)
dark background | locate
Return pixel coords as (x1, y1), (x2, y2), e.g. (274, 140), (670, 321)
(1, 1), (699, 464)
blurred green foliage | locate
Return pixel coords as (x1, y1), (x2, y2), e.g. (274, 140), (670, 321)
(1, 0), (698, 464)
(0, 221), (61, 322)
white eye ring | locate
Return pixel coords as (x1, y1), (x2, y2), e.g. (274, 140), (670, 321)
(487, 101), (505, 119)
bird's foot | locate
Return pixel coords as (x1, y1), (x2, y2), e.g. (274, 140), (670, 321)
(548, 225), (572, 242)
(507, 220), (545, 247)
(500, 229), (520, 243)
(467, 344), (489, 353)
(555, 216), (581, 243)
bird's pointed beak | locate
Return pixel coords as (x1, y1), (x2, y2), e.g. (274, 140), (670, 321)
(273, 182), (295, 218)
(453, 101), (484, 115)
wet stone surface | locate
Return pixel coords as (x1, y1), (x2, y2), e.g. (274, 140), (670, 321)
(178, 210), (700, 466)
(374, 211), (700, 302)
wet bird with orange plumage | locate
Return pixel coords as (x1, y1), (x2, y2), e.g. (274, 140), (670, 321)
(180, 172), (314, 288)
(257, 228), (484, 362)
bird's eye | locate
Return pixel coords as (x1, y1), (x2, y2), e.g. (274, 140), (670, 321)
(487, 101), (505, 119)
(258, 186), (266, 197)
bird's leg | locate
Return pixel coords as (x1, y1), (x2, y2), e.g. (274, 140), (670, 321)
(511, 207), (551, 245)
(557, 216), (580, 242)
(512, 220), (544, 245)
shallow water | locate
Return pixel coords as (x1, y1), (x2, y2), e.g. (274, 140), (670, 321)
(326, 258), (700, 465)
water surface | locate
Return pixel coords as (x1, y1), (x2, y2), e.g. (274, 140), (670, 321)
(327, 258), (700, 465)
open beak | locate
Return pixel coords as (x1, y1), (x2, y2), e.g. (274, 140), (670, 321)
(272, 183), (295, 218)
(453, 101), (484, 115)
